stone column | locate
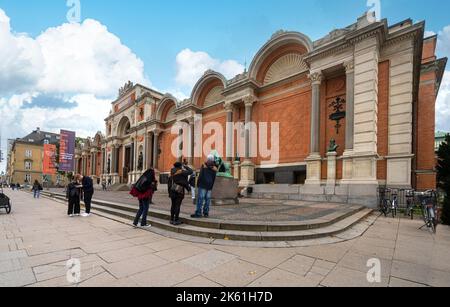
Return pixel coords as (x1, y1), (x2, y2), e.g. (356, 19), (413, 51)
(239, 95), (256, 187)
(309, 72), (323, 154)
(343, 60), (355, 182)
(344, 60), (355, 151)
(188, 119), (195, 166)
(305, 72), (323, 186)
(143, 131), (148, 170)
(177, 127), (183, 162)
(153, 131), (160, 170)
(225, 103), (234, 161)
(92, 152), (96, 177)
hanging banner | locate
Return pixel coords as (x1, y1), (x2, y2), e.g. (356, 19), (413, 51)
(59, 130), (76, 172)
(43, 144), (57, 175)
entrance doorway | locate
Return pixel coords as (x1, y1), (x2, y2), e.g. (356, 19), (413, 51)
(122, 146), (131, 184)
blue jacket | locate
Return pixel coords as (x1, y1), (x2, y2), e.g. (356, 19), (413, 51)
(197, 164), (217, 191)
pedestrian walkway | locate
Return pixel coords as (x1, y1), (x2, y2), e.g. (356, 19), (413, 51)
(1, 191), (450, 287)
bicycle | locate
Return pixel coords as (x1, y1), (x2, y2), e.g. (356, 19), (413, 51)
(404, 189), (415, 220)
(378, 187), (392, 217)
(390, 189), (399, 218)
(416, 190), (438, 234)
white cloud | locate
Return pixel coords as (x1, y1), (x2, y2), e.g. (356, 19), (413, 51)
(0, 9), (44, 95)
(424, 30), (436, 38)
(36, 19), (150, 96)
(0, 8), (150, 98)
(435, 25), (450, 132)
(175, 48), (244, 88)
(0, 8), (151, 172)
(436, 71), (450, 132)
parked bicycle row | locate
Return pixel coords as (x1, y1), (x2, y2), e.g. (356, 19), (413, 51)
(377, 187), (441, 233)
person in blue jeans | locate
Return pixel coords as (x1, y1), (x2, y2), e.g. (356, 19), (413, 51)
(32, 180), (42, 199)
(191, 155), (218, 218)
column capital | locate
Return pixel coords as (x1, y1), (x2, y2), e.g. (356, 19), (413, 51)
(243, 95), (257, 108)
(308, 71), (324, 85)
(224, 102), (234, 112)
(344, 60), (355, 74)
(152, 129), (162, 137)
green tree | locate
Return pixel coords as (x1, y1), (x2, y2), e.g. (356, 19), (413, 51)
(437, 134), (450, 225)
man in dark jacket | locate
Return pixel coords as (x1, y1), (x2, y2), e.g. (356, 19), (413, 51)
(191, 155), (218, 218)
(67, 175), (82, 217)
(81, 175), (94, 217)
(168, 162), (193, 225)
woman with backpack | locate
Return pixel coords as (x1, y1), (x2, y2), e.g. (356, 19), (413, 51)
(168, 162), (193, 225)
(130, 168), (157, 228)
(32, 180), (43, 199)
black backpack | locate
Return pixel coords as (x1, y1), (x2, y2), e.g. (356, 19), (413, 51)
(135, 169), (155, 193)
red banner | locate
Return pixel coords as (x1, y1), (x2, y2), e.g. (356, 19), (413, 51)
(43, 144), (57, 175)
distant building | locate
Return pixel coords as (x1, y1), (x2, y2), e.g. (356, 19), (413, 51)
(435, 131), (449, 151)
(8, 128), (65, 186)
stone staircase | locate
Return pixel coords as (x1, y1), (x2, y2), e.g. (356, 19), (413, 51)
(39, 191), (375, 244)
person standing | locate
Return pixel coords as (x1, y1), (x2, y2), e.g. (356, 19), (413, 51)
(168, 162), (193, 225)
(32, 180), (43, 199)
(80, 175), (94, 217)
(191, 155), (218, 218)
(101, 179), (107, 191)
(184, 159), (196, 205)
(66, 175), (82, 217)
(130, 169), (156, 228)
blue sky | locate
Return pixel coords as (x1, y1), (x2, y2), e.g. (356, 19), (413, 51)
(1, 0), (450, 173)
(1, 0), (449, 91)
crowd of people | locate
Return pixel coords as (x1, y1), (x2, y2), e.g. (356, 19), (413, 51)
(11, 156), (219, 229)
(129, 155), (218, 228)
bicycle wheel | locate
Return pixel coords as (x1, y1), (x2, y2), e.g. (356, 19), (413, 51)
(384, 200), (391, 217)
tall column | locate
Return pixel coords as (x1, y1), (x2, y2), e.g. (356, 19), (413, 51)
(225, 103), (234, 161)
(143, 131), (148, 170)
(177, 127), (183, 162)
(239, 95), (256, 187)
(310, 72), (323, 154)
(82, 155), (86, 175)
(153, 131), (160, 169)
(305, 71), (323, 185)
(343, 61), (355, 182)
(111, 146), (116, 174)
(344, 61), (355, 151)
(188, 119), (195, 166)
(147, 133), (153, 169)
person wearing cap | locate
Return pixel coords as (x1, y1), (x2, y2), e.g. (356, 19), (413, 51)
(168, 162), (193, 225)
(191, 155), (218, 218)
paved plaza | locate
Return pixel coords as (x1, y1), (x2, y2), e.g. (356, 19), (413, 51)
(1, 191), (450, 287)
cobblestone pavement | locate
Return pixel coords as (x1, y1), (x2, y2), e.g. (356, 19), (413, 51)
(1, 191), (450, 287)
(48, 188), (360, 222)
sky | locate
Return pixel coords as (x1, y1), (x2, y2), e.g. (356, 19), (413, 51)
(1, 0), (450, 173)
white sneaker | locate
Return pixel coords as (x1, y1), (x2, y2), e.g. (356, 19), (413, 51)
(75, 214), (80, 217)
(69, 214), (74, 217)
(82, 213), (90, 217)
(141, 224), (152, 228)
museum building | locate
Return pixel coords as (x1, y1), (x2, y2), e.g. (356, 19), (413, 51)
(75, 13), (447, 206)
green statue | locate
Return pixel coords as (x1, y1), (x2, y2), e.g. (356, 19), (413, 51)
(210, 150), (234, 178)
(328, 139), (339, 152)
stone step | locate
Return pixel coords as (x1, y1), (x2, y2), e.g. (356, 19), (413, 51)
(45, 191), (365, 232)
(82, 200), (374, 242)
(40, 191), (373, 242)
